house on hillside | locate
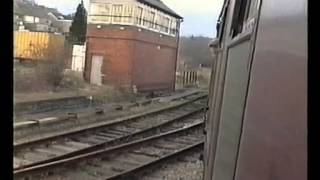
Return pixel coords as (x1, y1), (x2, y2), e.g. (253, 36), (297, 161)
(47, 12), (73, 34)
(84, 0), (183, 93)
(14, 0), (72, 34)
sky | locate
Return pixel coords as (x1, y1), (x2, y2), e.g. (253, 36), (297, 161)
(35, 0), (224, 37)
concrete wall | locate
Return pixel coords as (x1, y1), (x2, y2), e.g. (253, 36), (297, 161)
(14, 96), (96, 116)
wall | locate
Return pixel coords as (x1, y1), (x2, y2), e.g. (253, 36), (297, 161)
(85, 25), (133, 88)
(85, 24), (178, 92)
(234, 0), (307, 179)
(58, 20), (72, 33)
(14, 96), (101, 116)
(130, 24), (177, 92)
(72, 45), (86, 71)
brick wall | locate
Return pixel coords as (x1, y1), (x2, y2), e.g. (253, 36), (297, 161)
(85, 24), (179, 92)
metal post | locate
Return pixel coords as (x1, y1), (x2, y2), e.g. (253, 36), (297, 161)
(89, 96), (92, 108)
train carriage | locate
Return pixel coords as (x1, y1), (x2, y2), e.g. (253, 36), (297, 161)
(204, 0), (307, 179)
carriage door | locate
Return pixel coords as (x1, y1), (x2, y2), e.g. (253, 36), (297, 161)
(90, 55), (103, 86)
(209, 0), (261, 180)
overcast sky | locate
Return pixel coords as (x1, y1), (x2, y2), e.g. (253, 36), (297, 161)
(35, 0), (223, 37)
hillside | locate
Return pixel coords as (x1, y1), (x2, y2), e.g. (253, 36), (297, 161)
(178, 36), (213, 69)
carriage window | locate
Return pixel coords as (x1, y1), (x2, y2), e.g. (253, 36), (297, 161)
(216, 0), (229, 43)
(230, 0), (251, 37)
(244, 0), (252, 20)
(248, 0), (259, 19)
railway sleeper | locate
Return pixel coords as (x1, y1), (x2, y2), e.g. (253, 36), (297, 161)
(130, 150), (161, 158)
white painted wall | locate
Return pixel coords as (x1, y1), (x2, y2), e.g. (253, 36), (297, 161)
(71, 45), (86, 72)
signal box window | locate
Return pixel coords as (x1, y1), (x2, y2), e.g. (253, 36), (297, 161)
(113, 5), (123, 23)
(230, 0), (253, 37)
(135, 7), (143, 25)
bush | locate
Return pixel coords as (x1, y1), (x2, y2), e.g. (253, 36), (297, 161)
(35, 52), (65, 90)
(14, 64), (47, 92)
(59, 70), (87, 90)
(14, 46), (67, 92)
(36, 62), (64, 88)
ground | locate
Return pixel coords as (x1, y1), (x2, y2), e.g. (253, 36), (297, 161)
(139, 150), (204, 180)
(14, 85), (134, 103)
(14, 61), (210, 103)
(14, 62), (138, 103)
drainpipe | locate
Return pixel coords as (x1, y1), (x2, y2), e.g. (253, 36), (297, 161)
(173, 19), (183, 91)
(83, 34), (90, 82)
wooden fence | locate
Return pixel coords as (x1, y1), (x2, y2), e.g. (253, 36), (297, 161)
(176, 70), (198, 88)
(176, 67), (212, 89)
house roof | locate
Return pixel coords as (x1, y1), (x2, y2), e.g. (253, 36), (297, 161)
(137, 0), (182, 19)
(47, 9), (65, 19)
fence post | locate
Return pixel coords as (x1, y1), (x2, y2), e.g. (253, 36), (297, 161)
(195, 70), (198, 86)
(187, 71), (190, 85)
(192, 71), (195, 85)
(183, 71), (186, 86)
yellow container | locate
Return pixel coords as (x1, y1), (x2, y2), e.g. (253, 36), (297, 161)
(14, 31), (66, 61)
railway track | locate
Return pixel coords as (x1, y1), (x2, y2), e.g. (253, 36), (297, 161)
(14, 94), (207, 172)
(14, 121), (204, 180)
(14, 91), (206, 143)
(137, 145), (204, 180)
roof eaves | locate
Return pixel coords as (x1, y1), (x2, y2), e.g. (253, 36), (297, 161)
(137, 0), (183, 19)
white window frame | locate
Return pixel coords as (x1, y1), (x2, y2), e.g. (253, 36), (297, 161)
(34, 17), (40, 23)
(112, 4), (123, 23)
(89, 3), (112, 24)
(24, 15), (34, 23)
(87, 1), (177, 37)
(135, 6), (143, 25)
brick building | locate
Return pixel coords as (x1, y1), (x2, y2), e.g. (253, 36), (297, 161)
(84, 0), (183, 93)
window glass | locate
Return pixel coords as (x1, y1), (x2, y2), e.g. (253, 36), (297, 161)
(24, 16), (34, 23)
(157, 15), (163, 31)
(135, 7), (143, 25)
(149, 12), (155, 28)
(143, 10), (149, 26)
(164, 17), (170, 33)
(34, 17), (40, 23)
(90, 3), (111, 23)
(113, 4), (123, 23)
(230, 0), (253, 37)
(123, 5), (134, 23)
(171, 20), (177, 35)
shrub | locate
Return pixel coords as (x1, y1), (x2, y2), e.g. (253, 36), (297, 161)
(34, 48), (66, 90)
(14, 45), (67, 92)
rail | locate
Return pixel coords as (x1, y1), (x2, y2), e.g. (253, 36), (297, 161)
(14, 121), (204, 179)
(14, 95), (207, 172)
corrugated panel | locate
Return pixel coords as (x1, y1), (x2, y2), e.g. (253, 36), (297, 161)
(14, 32), (65, 60)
